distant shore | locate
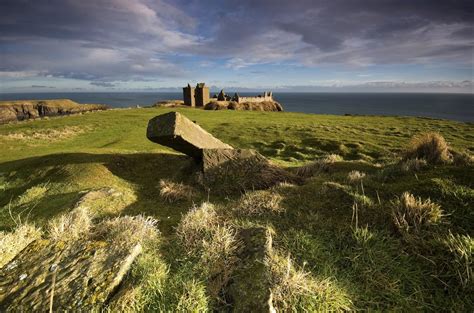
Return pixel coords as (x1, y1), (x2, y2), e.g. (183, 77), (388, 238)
(0, 99), (108, 124)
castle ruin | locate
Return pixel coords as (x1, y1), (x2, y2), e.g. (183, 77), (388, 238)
(183, 83), (273, 106)
(183, 83), (210, 107)
(233, 91), (273, 104)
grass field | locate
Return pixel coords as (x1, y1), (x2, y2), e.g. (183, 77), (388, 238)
(0, 107), (473, 311)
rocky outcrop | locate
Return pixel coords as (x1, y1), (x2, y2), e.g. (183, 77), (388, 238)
(204, 100), (283, 112)
(0, 99), (109, 124)
(146, 111), (233, 159)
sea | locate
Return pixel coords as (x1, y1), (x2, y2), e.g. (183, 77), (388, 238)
(1, 92), (473, 122)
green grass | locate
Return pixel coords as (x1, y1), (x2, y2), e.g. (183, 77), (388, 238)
(0, 107), (473, 311)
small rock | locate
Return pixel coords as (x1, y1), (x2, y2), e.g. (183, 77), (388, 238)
(19, 273), (27, 281)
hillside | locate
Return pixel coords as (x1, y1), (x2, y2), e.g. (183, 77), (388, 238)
(0, 107), (473, 311)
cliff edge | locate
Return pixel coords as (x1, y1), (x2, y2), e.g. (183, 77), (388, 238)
(0, 99), (109, 124)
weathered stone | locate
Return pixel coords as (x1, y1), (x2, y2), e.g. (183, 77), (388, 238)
(0, 239), (141, 311)
(146, 112), (233, 159)
(0, 214), (156, 311)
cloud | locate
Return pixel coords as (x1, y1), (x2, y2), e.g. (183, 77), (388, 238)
(203, 0), (473, 66)
(0, 0), (472, 87)
(0, 0), (196, 81)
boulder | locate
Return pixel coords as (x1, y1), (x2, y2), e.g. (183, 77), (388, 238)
(146, 112), (233, 159)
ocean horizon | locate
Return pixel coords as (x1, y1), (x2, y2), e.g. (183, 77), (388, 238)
(1, 92), (473, 122)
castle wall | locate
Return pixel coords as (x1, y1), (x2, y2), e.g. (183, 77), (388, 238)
(195, 87), (210, 107)
(183, 87), (195, 106)
(236, 93), (273, 104)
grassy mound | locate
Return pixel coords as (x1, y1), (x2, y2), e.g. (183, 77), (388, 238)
(0, 107), (473, 311)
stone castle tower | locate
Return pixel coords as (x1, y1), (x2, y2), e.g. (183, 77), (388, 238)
(183, 83), (210, 107)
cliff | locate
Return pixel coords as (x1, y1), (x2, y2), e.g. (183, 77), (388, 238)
(0, 99), (109, 124)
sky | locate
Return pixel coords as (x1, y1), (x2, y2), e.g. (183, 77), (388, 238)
(0, 0), (473, 93)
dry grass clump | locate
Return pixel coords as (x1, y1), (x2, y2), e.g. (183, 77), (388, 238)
(97, 215), (159, 251)
(266, 251), (353, 311)
(443, 232), (473, 288)
(200, 225), (242, 299)
(391, 192), (443, 234)
(159, 179), (195, 203)
(235, 190), (284, 216)
(0, 223), (42, 268)
(400, 158), (428, 172)
(48, 206), (93, 241)
(176, 202), (220, 252)
(296, 154), (343, 178)
(404, 132), (451, 164)
(347, 170), (366, 183)
(176, 202), (242, 300)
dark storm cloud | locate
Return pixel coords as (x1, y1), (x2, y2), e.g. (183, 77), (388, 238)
(0, 0), (472, 82)
(193, 0), (474, 65)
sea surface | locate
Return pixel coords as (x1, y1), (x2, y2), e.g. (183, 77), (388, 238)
(1, 92), (473, 122)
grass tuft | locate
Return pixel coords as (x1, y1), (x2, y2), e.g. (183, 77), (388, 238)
(97, 215), (159, 251)
(391, 192), (443, 234)
(176, 202), (220, 253)
(159, 179), (196, 203)
(443, 232), (473, 288)
(48, 206), (93, 241)
(176, 202), (242, 302)
(296, 154), (343, 177)
(404, 132), (451, 164)
(400, 158), (428, 172)
(266, 251), (353, 311)
(0, 223), (42, 268)
(235, 190), (284, 216)
(347, 170), (366, 183)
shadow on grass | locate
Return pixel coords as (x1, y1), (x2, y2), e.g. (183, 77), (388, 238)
(0, 152), (200, 234)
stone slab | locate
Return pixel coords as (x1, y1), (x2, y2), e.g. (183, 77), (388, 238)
(146, 112), (233, 159)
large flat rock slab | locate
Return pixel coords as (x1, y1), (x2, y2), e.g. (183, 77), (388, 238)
(146, 112), (232, 159)
(0, 214), (156, 311)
